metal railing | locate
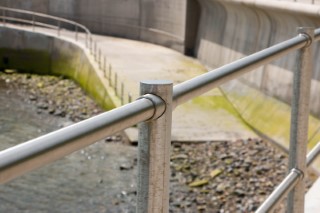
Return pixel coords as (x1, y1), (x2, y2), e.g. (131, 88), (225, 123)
(0, 6), (136, 105)
(0, 6), (91, 47)
(0, 7), (320, 213)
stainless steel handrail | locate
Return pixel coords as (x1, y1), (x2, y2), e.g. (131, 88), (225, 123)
(0, 97), (162, 183)
(0, 6), (90, 35)
(0, 16), (58, 30)
(172, 35), (308, 107)
(0, 26), (314, 184)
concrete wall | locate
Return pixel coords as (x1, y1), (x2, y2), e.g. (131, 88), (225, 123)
(194, 0), (320, 117)
(0, 27), (117, 110)
(0, 0), (186, 52)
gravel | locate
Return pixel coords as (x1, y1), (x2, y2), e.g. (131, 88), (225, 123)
(0, 71), (317, 213)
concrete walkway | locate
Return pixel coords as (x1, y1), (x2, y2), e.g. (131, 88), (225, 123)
(4, 23), (256, 142)
(92, 34), (256, 142)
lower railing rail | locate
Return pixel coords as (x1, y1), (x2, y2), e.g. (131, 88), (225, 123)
(256, 142), (320, 212)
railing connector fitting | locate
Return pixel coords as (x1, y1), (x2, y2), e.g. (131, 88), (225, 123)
(138, 94), (166, 120)
(291, 168), (304, 180)
(298, 27), (314, 48)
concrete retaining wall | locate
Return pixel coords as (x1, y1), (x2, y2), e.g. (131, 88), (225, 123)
(193, 0), (320, 148)
(0, 0), (186, 52)
(0, 27), (116, 110)
(195, 0), (320, 116)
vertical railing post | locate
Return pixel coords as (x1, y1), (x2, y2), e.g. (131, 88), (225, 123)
(57, 20), (61, 36)
(115, 72), (118, 95)
(137, 80), (173, 213)
(287, 27), (314, 213)
(109, 65), (112, 86)
(75, 25), (78, 41)
(2, 9), (6, 26)
(121, 82), (124, 105)
(103, 56), (107, 78)
(32, 14), (35, 31)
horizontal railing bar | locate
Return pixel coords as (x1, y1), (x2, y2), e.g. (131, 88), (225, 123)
(172, 34), (308, 107)
(256, 168), (302, 213)
(307, 142), (320, 166)
(0, 6), (91, 35)
(0, 16), (58, 30)
(0, 97), (162, 184)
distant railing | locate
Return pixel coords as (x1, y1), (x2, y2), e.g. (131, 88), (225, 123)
(0, 6), (320, 213)
(278, 0), (319, 4)
(0, 6), (135, 105)
(0, 6), (92, 47)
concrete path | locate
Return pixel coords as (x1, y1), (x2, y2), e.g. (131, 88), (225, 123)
(92, 34), (256, 142)
(4, 24), (256, 142)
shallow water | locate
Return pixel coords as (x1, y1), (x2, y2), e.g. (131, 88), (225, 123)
(0, 76), (137, 213)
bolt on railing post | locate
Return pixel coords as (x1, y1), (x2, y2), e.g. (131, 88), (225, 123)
(287, 27), (314, 213)
(137, 80), (173, 213)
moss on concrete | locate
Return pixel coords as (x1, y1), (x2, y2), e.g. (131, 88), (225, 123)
(0, 47), (116, 111)
(222, 82), (320, 151)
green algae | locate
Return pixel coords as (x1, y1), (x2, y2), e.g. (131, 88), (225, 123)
(0, 47), (116, 111)
(221, 81), (320, 151)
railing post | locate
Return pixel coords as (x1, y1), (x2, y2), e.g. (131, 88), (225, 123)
(2, 9), (5, 26)
(32, 14), (35, 31)
(108, 65), (112, 86)
(75, 25), (78, 41)
(137, 80), (173, 213)
(115, 72), (118, 95)
(57, 20), (61, 36)
(121, 82), (124, 105)
(287, 27), (314, 213)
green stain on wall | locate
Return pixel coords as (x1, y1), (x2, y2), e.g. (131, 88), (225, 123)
(221, 80), (320, 151)
(0, 47), (116, 111)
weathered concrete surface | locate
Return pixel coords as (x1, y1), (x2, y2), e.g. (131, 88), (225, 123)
(0, 0), (186, 52)
(195, 0), (320, 116)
